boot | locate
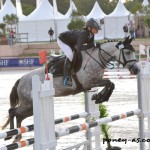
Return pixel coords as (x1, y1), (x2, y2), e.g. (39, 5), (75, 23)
(63, 58), (72, 86)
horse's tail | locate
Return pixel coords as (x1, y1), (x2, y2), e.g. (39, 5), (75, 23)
(10, 79), (20, 108)
(0, 79), (20, 130)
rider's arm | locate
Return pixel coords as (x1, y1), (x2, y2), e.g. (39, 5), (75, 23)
(77, 30), (95, 51)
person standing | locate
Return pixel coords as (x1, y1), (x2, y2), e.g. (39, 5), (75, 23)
(123, 24), (128, 39)
(57, 18), (101, 86)
(48, 27), (54, 42)
(129, 25), (135, 39)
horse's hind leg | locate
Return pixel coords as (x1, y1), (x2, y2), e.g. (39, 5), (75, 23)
(13, 106), (33, 143)
(4, 108), (16, 140)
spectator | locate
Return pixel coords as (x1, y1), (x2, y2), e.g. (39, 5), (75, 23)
(48, 27), (54, 42)
(129, 25), (135, 39)
(123, 24), (128, 39)
(10, 29), (15, 45)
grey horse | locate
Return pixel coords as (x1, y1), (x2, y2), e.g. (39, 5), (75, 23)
(1, 37), (140, 142)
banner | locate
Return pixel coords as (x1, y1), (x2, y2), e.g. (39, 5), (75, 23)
(0, 58), (42, 67)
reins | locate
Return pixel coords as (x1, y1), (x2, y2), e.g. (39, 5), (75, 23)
(83, 41), (137, 71)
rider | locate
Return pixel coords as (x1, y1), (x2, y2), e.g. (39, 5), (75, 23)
(57, 18), (101, 86)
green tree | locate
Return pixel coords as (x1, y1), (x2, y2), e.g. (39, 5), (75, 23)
(0, 23), (6, 34)
(124, 0), (141, 14)
(3, 13), (18, 29)
(22, 4), (36, 16)
(145, 18), (150, 28)
(67, 10), (85, 30)
(98, 0), (114, 15)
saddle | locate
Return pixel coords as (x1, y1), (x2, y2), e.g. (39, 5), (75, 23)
(47, 52), (83, 77)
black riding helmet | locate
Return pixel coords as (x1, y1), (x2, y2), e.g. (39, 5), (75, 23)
(86, 18), (101, 30)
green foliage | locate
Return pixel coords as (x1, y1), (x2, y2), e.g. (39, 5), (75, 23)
(0, 23), (6, 34)
(10, 0), (150, 16)
(67, 11), (85, 30)
(99, 103), (112, 148)
(125, 0), (142, 14)
(140, 5), (150, 15)
(145, 18), (150, 28)
(67, 18), (85, 30)
(22, 4), (36, 16)
(49, 0), (70, 15)
(3, 14), (18, 25)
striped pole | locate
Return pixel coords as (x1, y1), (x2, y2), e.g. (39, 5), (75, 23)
(0, 109), (141, 150)
(0, 112), (88, 140)
(55, 109), (141, 138)
(0, 138), (34, 150)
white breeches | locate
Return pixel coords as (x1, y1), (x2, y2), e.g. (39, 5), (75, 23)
(57, 38), (73, 62)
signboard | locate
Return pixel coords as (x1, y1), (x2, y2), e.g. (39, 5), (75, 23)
(0, 58), (42, 67)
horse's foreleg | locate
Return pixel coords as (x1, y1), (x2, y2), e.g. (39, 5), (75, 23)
(91, 79), (115, 104)
(101, 82), (115, 102)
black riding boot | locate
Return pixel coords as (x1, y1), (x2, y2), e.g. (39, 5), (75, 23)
(63, 58), (72, 86)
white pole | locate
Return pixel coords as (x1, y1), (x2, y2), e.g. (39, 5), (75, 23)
(85, 88), (101, 150)
(32, 74), (56, 150)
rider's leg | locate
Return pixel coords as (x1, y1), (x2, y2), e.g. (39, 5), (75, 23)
(63, 58), (72, 86)
(57, 38), (74, 86)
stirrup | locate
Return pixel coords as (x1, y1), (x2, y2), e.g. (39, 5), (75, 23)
(64, 77), (72, 87)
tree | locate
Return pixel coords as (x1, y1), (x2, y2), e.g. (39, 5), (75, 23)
(67, 10), (85, 30)
(3, 14), (19, 29)
(22, 4), (36, 16)
(0, 23), (6, 34)
(145, 18), (150, 28)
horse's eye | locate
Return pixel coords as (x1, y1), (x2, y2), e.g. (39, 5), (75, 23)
(126, 51), (131, 54)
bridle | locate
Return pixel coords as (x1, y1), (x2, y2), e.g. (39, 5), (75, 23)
(115, 42), (137, 71)
(84, 41), (137, 70)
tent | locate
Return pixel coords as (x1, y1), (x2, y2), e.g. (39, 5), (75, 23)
(18, 0), (55, 42)
(142, 0), (149, 6)
(18, 0), (71, 42)
(36, 0), (42, 7)
(0, 0), (16, 23)
(16, 0), (26, 20)
(64, 0), (77, 18)
(104, 0), (131, 39)
(85, 1), (106, 20)
(52, 0), (70, 38)
(85, 1), (106, 40)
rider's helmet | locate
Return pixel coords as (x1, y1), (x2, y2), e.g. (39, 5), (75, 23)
(86, 18), (101, 30)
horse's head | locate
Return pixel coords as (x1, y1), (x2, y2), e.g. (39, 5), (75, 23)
(114, 37), (140, 75)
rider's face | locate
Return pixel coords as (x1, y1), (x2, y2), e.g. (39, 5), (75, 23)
(91, 27), (98, 34)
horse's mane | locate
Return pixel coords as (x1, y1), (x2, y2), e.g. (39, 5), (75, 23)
(99, 39), (119, 45)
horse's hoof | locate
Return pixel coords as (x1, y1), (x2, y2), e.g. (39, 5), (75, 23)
(95, 99), (103, 104)
(91, 94), (98, 101)
(13, 134), (22, 143)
